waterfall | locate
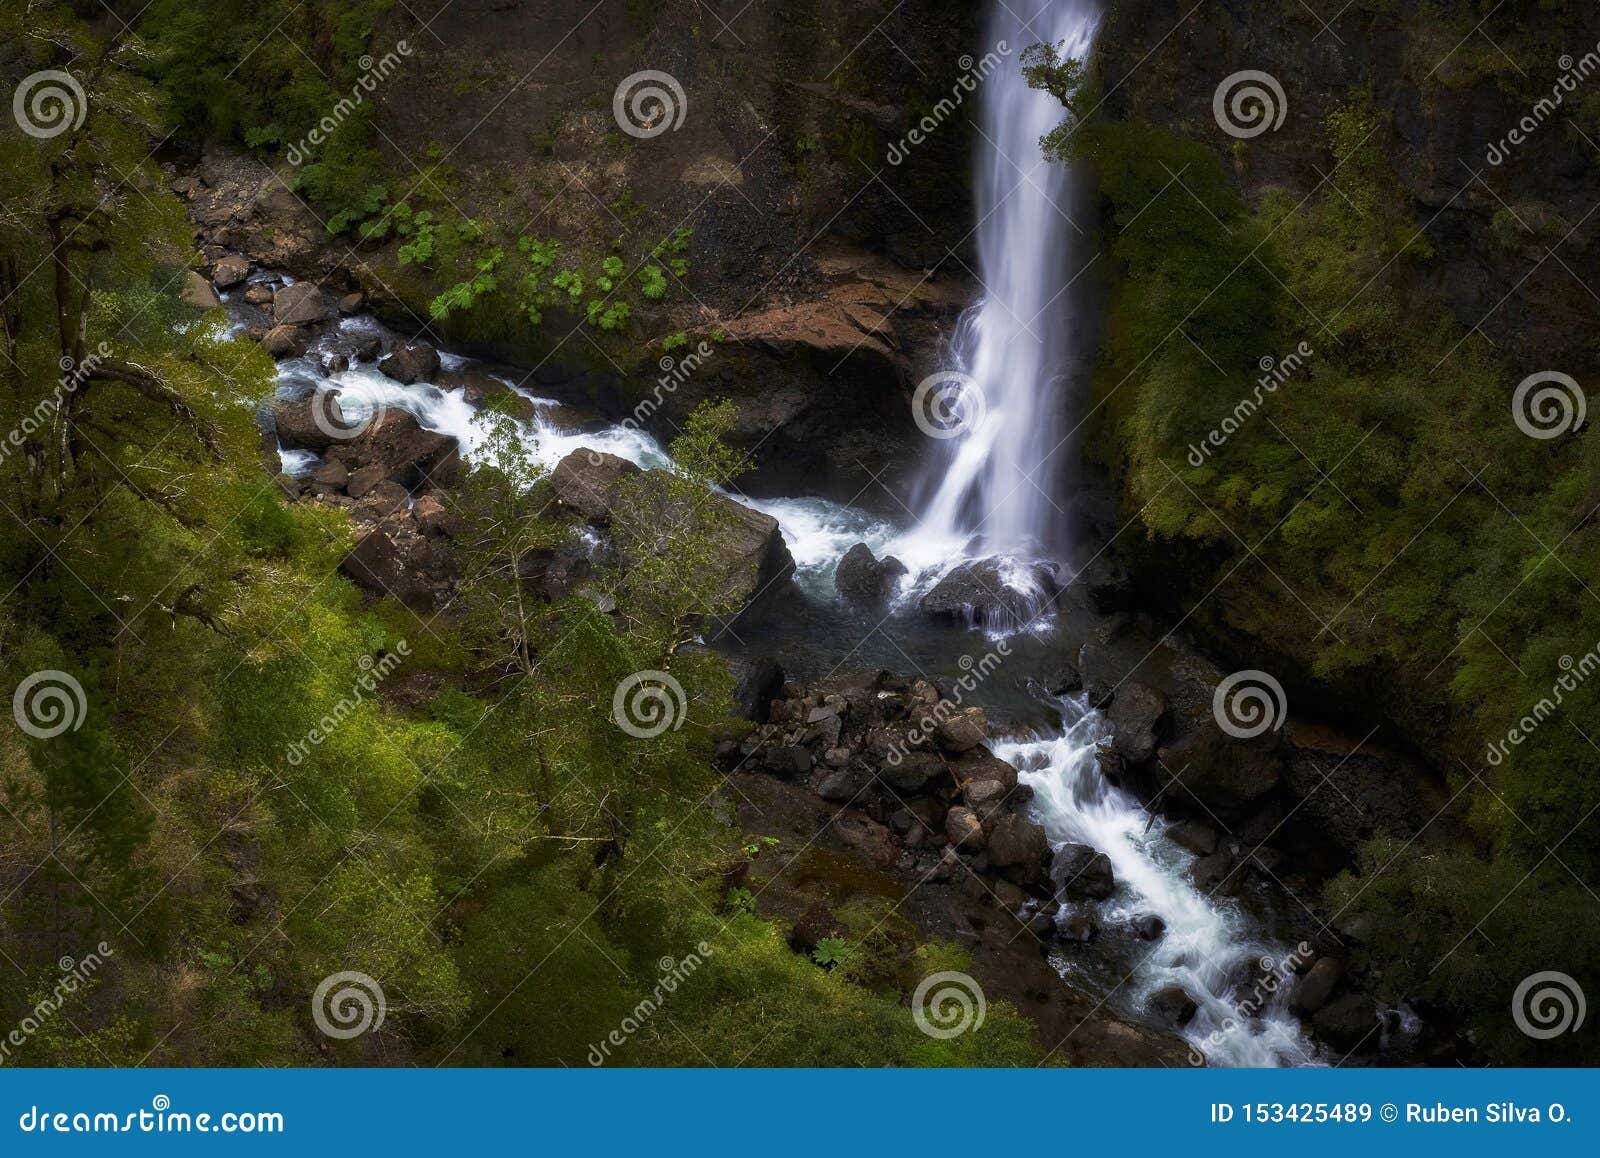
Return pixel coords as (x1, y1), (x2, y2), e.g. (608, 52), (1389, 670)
(902, 0), (1318, 1066)
(902, 0), (1099, 571)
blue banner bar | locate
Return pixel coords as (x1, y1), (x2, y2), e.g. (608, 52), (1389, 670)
(2, 1069), (1597, 1154)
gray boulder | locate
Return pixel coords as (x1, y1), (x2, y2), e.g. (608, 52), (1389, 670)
(272, 282), (336, 325)
(834, 542), (908, 607)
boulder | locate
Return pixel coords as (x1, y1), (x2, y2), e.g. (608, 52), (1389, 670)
(1108, 682), (1167, 764)
(1050, 843), (1115, 900)
(551, 450), (641, 523)
(1156, 727), (1282, 819)
(1191, 850), (1235, 892)
(412, 493), (460, 537)
(378, 340), (441, 384)
(345, 409), (462, 489)
(986, 813), (1050, 876)
(310, 460), (348, 490)
(242, 283), (275, 305)
(260, 324), (308, 358)
(272, 282), (336, 325)
(918, 558), (1056, 628)
(1312, 994), (1381, 1052)
(933, 706), (986, 753)
(338, 529), (434, 602)
(1133, 914), (1166, 941)
(272, 391), (348, 450)
(1290, 958), (1345, 1016)
(353, 479), (410, 519)
(764, 746), (812, 778)
(1057, 911), (1099, 942)
(877, 751), (944, 794)
(211, 254), (251, 288)
(834, 542), (908, 607)
(346, 463), (389, 500)
(1076, 643), (1121, 707)
(945, 805), (985, 850)
(338, 292), (365, 315)
(1150, 985), (1198, 1027)
(182, 270), (221, 310)
(1167, 820), (1218, 857)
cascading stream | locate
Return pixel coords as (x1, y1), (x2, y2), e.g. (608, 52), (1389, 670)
(901, 0), (1317, 1066)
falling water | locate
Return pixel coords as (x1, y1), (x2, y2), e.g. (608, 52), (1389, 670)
(903, 0), (1099, 571)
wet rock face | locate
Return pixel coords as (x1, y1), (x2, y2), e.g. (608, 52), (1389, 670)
(378, 341), (442, 385)
(834, 542), (908, 607)
(918, 559), (1058, 629)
